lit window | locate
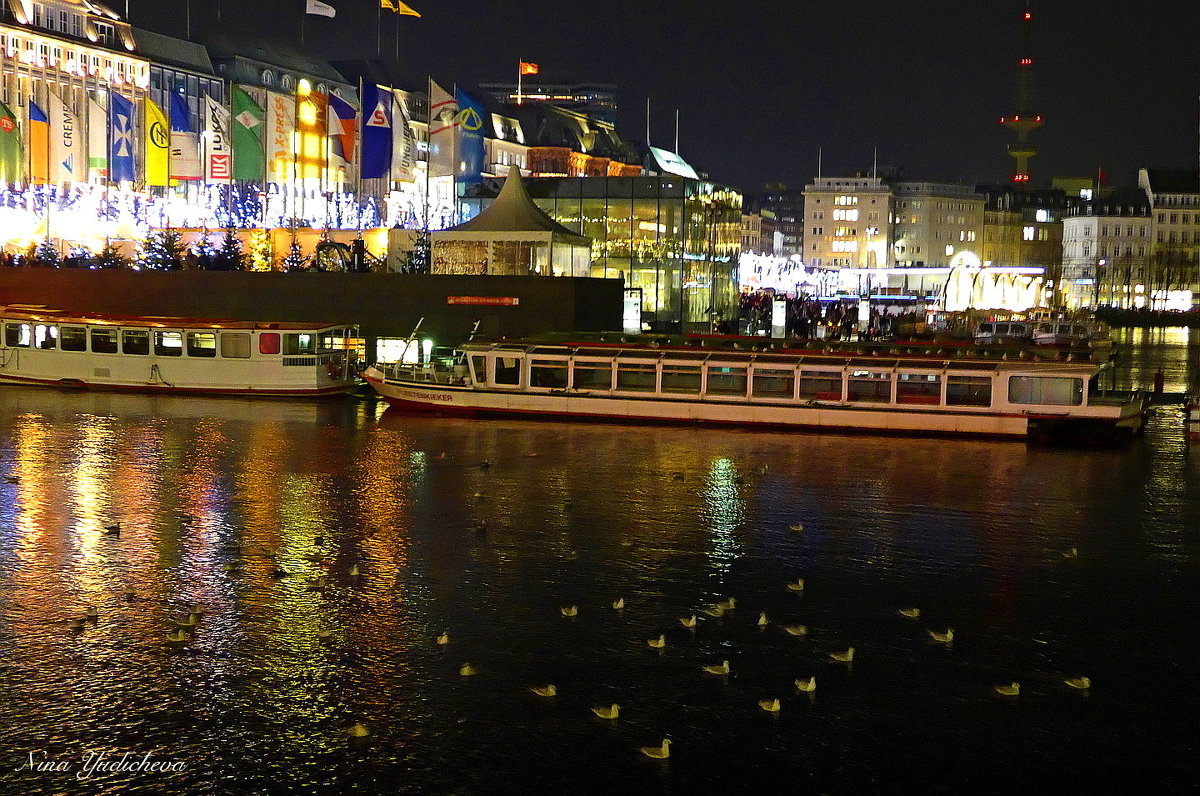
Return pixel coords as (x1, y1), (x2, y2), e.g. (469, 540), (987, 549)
(1023, 226), (1035, 241)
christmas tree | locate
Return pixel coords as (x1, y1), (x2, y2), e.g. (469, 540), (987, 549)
(191, 231), (218, 269)
(67, 245), (93, 268)
(248, 229), (274, 271)
(141, 230), (184, 270)
(33, 239), (62, 268)
(407, 229), (431, 274)
(94, 242), (130, 269)
(214, 228), (246, 271)
(281, 238), (307, 271)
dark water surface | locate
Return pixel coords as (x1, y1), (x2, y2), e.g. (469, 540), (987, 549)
(0, 335), (1197, 795)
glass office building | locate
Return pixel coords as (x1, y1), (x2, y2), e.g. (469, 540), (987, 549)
(463, 176), (742, 332)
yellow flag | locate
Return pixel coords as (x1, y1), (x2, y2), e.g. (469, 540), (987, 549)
(143, 97), (170, 187)
(382, 0), (420, 16)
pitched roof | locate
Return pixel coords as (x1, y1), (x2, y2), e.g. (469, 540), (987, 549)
(444, 167), (589, 242)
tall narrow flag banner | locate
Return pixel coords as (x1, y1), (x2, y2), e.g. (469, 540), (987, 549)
(109, 93), (136, 183)
(360, 83), (392, 180)
(87, 97), (107, 180)
(204, 95), (232, 183)
(169, 93), (201, 180)
(327, 93), (356, 171)
(28, 100), (49, 184)
(0, 100), (23, 185)
(391, 89), (415, 182)
(47, 91), (79, 183)
(231, 85), (266, 180)
(454, 89), (486, 185)
(306, 0), (336, 17)
(427, 79), (457, 179)
(143, 97), (170, 186)
(267, 92), (296, 184)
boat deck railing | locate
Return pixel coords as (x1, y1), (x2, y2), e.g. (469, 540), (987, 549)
(379, 358), (469, 386)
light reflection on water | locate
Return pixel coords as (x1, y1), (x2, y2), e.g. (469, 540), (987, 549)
(0, 338), (1196, 795)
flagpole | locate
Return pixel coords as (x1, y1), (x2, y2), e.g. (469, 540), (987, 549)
(517, 62), (522, 105)
(376, 1), (382, 58)
(355, 77), (364, 240)
(394, 10), (401, 63)
(300, 0), (306, 47)
(423, 76), (430, 236)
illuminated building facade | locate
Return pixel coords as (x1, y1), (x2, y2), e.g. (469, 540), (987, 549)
(751, 185), (803, 257)
(978, 185), (1069, 305)
(1061, 192), (1152, 310)
(479, 81), (617, 125)
(802, 176), (892, 268)
(1138, 168), (1200, 309)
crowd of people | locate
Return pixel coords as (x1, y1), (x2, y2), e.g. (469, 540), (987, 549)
(735, 289), (928, 341)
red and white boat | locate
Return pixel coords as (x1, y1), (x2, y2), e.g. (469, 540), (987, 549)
(0, 305), (361, 396)
(363, 336), (1147, 441)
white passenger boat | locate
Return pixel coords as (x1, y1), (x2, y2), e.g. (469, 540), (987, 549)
(362, 337), (1147, 441)
(973, 320), (1034, 345)
(0, 306), (362, 396)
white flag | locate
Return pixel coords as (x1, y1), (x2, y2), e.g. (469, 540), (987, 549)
(427, 79), (458, 179)
(47, 90), (80, 183)
(267, 92), (296, 184)
(87, 96), (107, 181)
(306, 0), (336, 17)
(392, 89), (416, 182)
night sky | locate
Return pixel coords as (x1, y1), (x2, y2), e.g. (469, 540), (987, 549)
(132, 0), (1198, 193)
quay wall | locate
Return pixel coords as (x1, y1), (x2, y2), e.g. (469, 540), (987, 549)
(0, 270), (624, 351)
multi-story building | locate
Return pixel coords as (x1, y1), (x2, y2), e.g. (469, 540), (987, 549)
(978, 185), (1072, 305)
(753, 185), (804, 257)
(740, 212), (761, 254)
(478, 81), (617, 126)
(758, 209), (780, 256)
(890, 182), (985, 268)
(802, 176), (892, 268)
(1139, 168), (1200, 308)
(1061, 191), (1152, 309)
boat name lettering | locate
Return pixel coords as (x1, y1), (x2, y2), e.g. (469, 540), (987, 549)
(396, 388), (452, 402)
(446, 296), (520, 306)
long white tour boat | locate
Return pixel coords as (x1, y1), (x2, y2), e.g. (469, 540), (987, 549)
(362, 336), (1147, 441)
(0, 305), (362, 396)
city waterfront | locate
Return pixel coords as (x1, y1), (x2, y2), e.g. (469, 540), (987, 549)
(0, 333), (1197, 794)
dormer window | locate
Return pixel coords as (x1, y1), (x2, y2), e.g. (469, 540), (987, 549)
(281, 75), (294, 90)
(262, 70), (274, 86)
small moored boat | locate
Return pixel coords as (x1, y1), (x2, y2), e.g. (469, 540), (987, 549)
(0, 305), (361, 396)
(363, 335), (1146, 441)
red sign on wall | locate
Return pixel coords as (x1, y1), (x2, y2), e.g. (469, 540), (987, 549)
(446, 296), (520, 306)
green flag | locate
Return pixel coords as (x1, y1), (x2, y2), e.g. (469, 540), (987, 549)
(231, 85), (266, 180)
(0, 99), (24, 185)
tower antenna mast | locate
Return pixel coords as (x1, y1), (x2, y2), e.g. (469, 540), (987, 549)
(999, 1), (1043, 184)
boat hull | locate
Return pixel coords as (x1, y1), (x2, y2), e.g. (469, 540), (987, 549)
(0, 370), (354, 397)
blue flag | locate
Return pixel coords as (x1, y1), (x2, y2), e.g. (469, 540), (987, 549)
(109, 93), (135, 183)
(454, 89), (486, 185)
(360, 83), (392, 180)
(169, 93), (193, 133)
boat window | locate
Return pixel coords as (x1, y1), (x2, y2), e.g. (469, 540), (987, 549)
(896, 373), (941, 404)
(798, 370), (842, 400)
(154, 331), (183, 357)
(221, 332), (251, 358)
(946, 375), (991, 406)
(60, 325), (87, 352)
(751, 368), (795, 399)
(994, 323), (1009, 335)
(259, 333), (281, 355)
(1008, 376), (1083, 406)
(34, 324), (57, 350)
(705, 366), (748, 396)
(1035, 323), (1053, 333)
(494, 356), (522, 386)
(90, 328), (118, 354)
(3, 323), (30, 348)
(978, 323), (993, 334)
(572, 361), (612, 390)
(319, 331), (344, 352)
(186, 332), (217, 358)
(661, 364), (701, 393)
(122, 329), (149, 355)
(616, 363), (658, 392)
(847, 370), (891, 402)
(529, 358), (568, 388)
(283, 333), (316, 355)
(469, 355), (487, 383)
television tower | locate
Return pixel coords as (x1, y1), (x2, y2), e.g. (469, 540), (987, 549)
(999, 2), (1043, 183)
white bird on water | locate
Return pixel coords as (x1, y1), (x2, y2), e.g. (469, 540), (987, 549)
(782, 625), (808, 637)
(788, 523), (804, 533)
(530, 685), (557, 697)
(436, 632), (450, 646)
(591, 704), (619, 719)
(786, 578), (805, 592)
(679, 615), (697, 629)
(994, 682), (1020, 696)
(702, 660), (730, 675)
(758, 698), (781, 713)
(640, 738), (670, 759)
(459, 663), (477, 677)
(561, 606), (578, 618)
(928, 628), (954, 644)
(612, 597), (625, 610)
(700, 605), (724, 618)
(346, 723), (370, 737)
(1064, 676), (1091, 690)
(898, 607), (921, 619)
(757, 612), (769, 628)
(829, 647), (855, 663)
(716, 597), (736, 611)
(795, 676), (816, 692)
(647, 634), (666, 650)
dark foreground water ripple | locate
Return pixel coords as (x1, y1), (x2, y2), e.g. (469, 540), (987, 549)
(0, 336), (1197, 795)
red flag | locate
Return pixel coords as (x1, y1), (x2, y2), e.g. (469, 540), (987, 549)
(519, 61), (539, 76)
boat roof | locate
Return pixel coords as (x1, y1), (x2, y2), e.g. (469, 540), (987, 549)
(0, 306), (353, 332)
(462, 339), (1104, 374)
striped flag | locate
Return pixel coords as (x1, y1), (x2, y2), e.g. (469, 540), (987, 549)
(28, 100), (49, 184)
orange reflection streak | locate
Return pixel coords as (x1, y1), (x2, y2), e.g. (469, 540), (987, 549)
(67, 415), (118, 594)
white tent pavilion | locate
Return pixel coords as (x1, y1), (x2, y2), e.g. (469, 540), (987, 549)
(431, 167), (592, 276)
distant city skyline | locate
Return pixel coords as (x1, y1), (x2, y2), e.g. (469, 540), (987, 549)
(127, 0), (1199, 192)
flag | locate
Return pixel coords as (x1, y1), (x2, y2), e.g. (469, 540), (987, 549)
(427, 79), (457, 179)
(204, 95), (232, 183)
(306, 0), (335, 17)
(296, 91), (326, 181)
(28, 100), (49, 184)
(267, 91), (296, 184)
(47, 91), (80, 183)
(381, 0), (420, 15)
(0, 100), (23, 185)
(454, 89), (486, 185)
(108, 93), (136, 183)
(143, 97), (170, 186)
(519, 62), (539, 76)
(169, 93), (202, 180)
(87, 96), (107, 180)
(391, 89), (416, 182)
(231, 85), (266, 180)
(360, 83), (392, 180)
(327, 92), (356, 168)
